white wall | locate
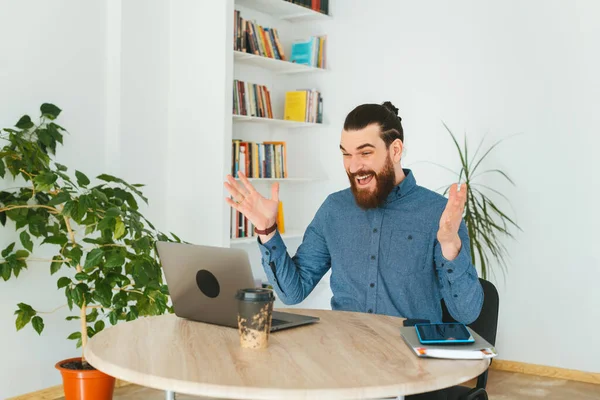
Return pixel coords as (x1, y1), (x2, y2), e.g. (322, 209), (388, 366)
(0, 1), (110, 397)
(318, 0), (600, 373)
(2, 0), (598, 396)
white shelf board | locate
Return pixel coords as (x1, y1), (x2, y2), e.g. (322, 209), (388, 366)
(233, 114), (324, 128)
(230, 229), (304, 244)
(234, 177), (317, 182)
(235, 0), (331, 21)
(234, 51), (326, 75)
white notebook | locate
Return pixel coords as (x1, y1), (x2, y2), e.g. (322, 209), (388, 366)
(400, 326), (498, 360)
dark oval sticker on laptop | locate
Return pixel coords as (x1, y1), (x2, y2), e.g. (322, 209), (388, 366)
(196, 269), (220, 298)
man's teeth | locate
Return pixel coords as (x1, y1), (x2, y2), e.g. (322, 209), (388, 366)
(357, 175), (371, 180)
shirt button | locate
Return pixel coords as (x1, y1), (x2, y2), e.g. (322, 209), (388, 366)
(373, 228), (378, 233)
(265, 251), (270, 255)
(368, 309), (373, 313)
(448, 269), (454, 273)
(371, 255), (376, 260)
(370, 283), (375, 288)
(453, 294), (458, 298)
(272, 246), (277, 250)
(407, 235), (413, 240)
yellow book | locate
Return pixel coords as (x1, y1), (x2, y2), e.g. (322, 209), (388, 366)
(284, 91), (307, 122)
(277, 201), (285, 234)
(318, 37), (324, 68)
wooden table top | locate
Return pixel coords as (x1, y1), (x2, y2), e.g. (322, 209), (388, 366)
(84, 309), (489, 399)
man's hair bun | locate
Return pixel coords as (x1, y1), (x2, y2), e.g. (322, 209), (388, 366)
(382, 101), (401, 120)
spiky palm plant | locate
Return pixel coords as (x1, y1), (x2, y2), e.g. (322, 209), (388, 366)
(437, 123), (522, 280)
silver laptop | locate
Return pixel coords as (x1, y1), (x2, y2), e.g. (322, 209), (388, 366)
(155, 241), (319, 332)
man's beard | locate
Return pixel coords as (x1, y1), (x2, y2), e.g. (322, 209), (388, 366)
(347, 154), (397, 210)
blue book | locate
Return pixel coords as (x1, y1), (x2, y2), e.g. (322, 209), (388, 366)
(290, 37), (316, 66)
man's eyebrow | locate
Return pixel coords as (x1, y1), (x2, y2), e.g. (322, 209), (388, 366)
(356, 143), (376, 151)
(340, 143), (376, 152)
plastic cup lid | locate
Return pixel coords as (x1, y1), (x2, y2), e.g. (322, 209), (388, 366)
(235, 288), (275, 302)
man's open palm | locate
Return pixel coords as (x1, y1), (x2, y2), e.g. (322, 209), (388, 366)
(437, 183), (467, 244)
(224, 172), (279, 230)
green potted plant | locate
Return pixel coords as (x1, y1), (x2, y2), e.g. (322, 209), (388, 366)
(431, 123), (522, 280)
(0, 104), (179, 399)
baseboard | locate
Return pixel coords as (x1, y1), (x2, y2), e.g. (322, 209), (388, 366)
(7, 379), (130, 400)
(490, 359), (600, 385)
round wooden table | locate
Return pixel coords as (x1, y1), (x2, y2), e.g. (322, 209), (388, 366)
(84, 309), (489, 400)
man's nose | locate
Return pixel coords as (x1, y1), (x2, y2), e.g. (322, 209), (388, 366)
(348, 157), (364, 174)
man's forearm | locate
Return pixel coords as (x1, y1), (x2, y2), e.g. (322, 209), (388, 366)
(440, 235), (462, 260)
(259, 230), (276, 244)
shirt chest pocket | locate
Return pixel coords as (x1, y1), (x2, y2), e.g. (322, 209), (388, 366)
(385, 229), (431, 275)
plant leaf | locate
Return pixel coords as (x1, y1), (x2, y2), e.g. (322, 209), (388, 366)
(15, 303), (36, 331)
(109, 311), (118, 325)
(94, 320), (105, 333)
(84, 248), (104, 270)
(74, 272), (89, 281)
(1, 263), (11, 281)
(68, 246), (83, 267)
(31, 316), (44, 335)
(105, 251), (125, 269)
(50, 256), (63, 275)
(75, 170), (90, 187)
(114, 218), (125, 240)
(19, 231), (34, 252)
(87, 308), (99, 323)
(34, 172), (58, 191)
(42, 235), (68, 246)
(470, 137), (507, 176)
(48, 191), (71, 206)
(2, 242), (15, 258)
(55, 163), (68, 171)
(41, 103), (62, 120)
(57, 277), (71, 288)
(15, 115), (34, 129)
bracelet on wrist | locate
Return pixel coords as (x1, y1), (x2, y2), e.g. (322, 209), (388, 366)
(254, 222), (277, 235)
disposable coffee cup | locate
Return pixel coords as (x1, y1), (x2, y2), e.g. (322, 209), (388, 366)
(235, 288), (275, 349)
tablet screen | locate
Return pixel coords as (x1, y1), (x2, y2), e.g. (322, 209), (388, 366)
(416, 323), (471, 341)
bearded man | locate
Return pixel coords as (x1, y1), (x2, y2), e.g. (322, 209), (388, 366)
(224, 101), (483, 327)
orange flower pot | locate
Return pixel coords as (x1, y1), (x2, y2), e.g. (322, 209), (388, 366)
(55, 357), (115, 400)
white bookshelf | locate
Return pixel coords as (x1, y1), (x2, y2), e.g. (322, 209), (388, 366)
(230, 0), (330, 246)
(236, 177), (317, 182)
(235, 0), (331, 21)
(233, 114), (324, 128)
(234, 50), (327, 74)
(230, 229), (304, 245)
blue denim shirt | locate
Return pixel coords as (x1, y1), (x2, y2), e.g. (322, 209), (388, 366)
(258, 169), (483, 324)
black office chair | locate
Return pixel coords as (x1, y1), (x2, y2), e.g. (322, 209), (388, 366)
(441, 278), (499, 400)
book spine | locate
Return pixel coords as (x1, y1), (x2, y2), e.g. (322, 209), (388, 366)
(264, 86), (273, 119)
(272, 29), (286, 61)
(265, 145), (271, 178)
(267, 28), (280, 60)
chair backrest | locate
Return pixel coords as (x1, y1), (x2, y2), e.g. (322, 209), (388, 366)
(442, 278), (499, 346)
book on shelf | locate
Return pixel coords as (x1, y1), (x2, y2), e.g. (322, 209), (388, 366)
(232, 140), (287, 179)
(285, 0), (329, 15)
(234, 10), (286, 60)
(231, 201), (285, 239)
(284, 90), (323, 123)
(290, 36), (326, 69)
(233, 80), (274, 118)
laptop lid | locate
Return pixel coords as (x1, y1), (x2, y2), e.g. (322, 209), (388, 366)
(156, 241), (255, 328)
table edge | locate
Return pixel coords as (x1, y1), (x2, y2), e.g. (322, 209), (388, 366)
(84, 343), (489, 399)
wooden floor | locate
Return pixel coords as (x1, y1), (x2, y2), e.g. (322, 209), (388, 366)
(74, 370), (600, 400)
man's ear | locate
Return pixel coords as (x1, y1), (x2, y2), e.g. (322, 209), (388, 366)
(391, 139), (403, 163)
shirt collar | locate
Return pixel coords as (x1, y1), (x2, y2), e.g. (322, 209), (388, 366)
(388, 168), (417, 202)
